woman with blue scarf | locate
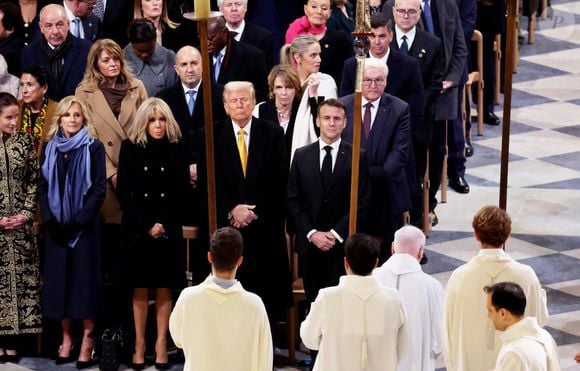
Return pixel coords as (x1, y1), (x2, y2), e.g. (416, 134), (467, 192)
(38, 96), (106, 369)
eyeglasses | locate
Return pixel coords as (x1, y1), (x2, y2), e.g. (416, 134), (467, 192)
(395, 8), (419, 16)
(363, 78), (386, 86)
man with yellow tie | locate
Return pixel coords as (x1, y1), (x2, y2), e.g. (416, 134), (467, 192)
(196, 81), (292, 331)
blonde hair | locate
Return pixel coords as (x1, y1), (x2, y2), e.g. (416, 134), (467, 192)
(279, 35), (320, 68)
(79, 39), (136, 89)
(128, 97), (182, 146)
(45, 96), (98, 140)
(223, 81), (256, 102)
(134, 0), (179, 29)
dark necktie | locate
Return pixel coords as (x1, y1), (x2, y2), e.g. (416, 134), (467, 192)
(363, 103), (372, 139)
(422, 0), (435, 34)
(321, 145), (332, 189)
(400, 35), (409, 54)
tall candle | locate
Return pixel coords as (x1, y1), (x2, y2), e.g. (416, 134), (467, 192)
(194, 0), (210, 18)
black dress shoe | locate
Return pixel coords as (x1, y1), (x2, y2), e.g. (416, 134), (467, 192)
(465, 141), (474, 157)
(449, 176), (470, 194)
(420, 253), (429, 265)
(484, 112), (500, 126)
(4, 353), (20, 363)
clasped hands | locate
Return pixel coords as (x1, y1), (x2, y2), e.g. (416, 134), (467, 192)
(229, 204), (257, 228)
(0, 214), (29, 230)
(310, 231), (337, 251)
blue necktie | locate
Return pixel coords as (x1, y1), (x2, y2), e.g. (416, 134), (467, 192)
(400, 35), (409, 54)
(71, 18), (81, 38)
(187, 90), (196, 115)
(214, 53), (223, 81)
(422, 0), (435, 34)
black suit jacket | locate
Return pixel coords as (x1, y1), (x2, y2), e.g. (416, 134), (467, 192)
(213, 38), (269, 102)
(239, 21), (274, 69)
(81, 13), (102, 42)
(341, 93), (412, 217)
(340, 50), (424, 145)
(287, 140), (370, 255)
(197, 116), (290, 321)
(392, 28), (444, 144)
(156, 81), (226, 161)
(101, 0), (133, 47)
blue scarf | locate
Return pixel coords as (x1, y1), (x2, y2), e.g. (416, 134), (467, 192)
(41, 127), (93, 248)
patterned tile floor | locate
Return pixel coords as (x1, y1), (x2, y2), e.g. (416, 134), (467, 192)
(4, 1), (580, 370)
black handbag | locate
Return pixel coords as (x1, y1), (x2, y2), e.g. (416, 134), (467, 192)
(99, 328), (123, 371)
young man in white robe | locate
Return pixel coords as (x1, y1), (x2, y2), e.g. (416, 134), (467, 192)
(485, 282), (560, 370)
(444, 205), (549, 371)
(300, 233), (411, 371)
(169, 227), (273, 371)
(374, 225), (444, 371)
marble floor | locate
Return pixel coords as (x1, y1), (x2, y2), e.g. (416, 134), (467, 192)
(4, 1), (580, 370)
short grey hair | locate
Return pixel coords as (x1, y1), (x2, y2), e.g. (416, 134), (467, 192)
(223, 81), (255, 102)
(393, 225), (426, 255)
(217, 0), (248, 8)
(364, 57), (389, 78)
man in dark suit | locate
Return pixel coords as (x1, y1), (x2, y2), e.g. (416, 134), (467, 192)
(218, 0), (274, 69)
(197, 81), (291, 324)
(98, 0), (133, 47)
(63, 0), (101, 42)
(207, 17), (269, 102)
(339, 13), (424, 152)
(287, 98), (370, 304)
(391, 0), (445, 226)
(341, 59), (411, 263)
(21, 4), (91, 101)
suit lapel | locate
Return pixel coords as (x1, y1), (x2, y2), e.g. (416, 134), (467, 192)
(87, 88), (126, 138)
(369, 95), (393, 160)
(219, 119), (245, 180)
(326, 141), (348, 194)
(245, 120), (264, 182)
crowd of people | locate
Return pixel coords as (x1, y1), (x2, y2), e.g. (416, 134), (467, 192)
(0, 0), (570, 370)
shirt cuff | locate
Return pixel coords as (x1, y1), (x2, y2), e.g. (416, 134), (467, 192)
(330, 229), (343, 243)
(306, 229), (317, 241)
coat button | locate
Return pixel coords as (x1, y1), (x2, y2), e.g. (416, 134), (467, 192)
(144, 193), (148, 198)
(144, 166), (148, 171)
(107, 141), (113, 146)
(160, 193), (165, 198)
(160, 167), (165, 172)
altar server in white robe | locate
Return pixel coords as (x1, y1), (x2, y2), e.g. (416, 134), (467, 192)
(169, 227), (273, 371)
(374, 225), (444, 371)
(301, 233), (411, 371)
(444, 205), (549, 371)
(485, 282), (560, 371)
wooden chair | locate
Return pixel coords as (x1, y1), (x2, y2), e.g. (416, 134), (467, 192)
(183, 226), (199, 286)
(286, 235), (306, 364)
(466, 30), (484, 136)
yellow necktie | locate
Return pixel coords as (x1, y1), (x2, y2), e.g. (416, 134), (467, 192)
(237, 129), (248, 176)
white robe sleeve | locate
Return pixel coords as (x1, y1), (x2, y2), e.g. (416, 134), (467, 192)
(430, 282), (445, 360)
(169, 291), (185, 349)
(300, 291), (325, 351)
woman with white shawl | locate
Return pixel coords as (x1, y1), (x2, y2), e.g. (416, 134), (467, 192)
(279, 35), (337, 163)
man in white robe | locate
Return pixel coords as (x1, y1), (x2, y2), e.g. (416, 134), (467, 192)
(300, 233), (411, 371)
(444, 205), (549, 371)
(169, 227), (273, 371)
(374, 225), (444, 371)
(485, 282), (560, 371)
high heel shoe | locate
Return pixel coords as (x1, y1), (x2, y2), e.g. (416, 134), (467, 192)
(76, 359), (98, 369)
(4, 351), (20, 364)
(55, 345), (75, 365)
(130, 361), (146, 370)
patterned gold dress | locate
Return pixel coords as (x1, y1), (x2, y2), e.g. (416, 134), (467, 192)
(0, 131), (42, 335)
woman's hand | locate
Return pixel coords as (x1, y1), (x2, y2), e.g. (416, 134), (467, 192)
(148, 223), (166, 238)
(1, 214), (29, 230)
(306, 73), (320, 97)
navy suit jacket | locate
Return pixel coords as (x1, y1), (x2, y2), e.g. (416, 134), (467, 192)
(156, 81), (226, 161)
(21, 35), (91, 101)
(340, 50), (424, 146)
(101, 0), (133, 47)
(213, 38), (269, 102)
(80, 13), (102, 42)
(287, 140), (370, 255)
(341, 93), (412, 217)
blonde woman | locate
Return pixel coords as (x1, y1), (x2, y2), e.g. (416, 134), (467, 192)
(38, 96), (106, 368)
(134, 0), (179, 46)
(117, 98), (191, 370)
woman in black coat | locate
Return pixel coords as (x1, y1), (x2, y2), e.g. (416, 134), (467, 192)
(116, 97), (192, 369)
(38, 95), (106, 368)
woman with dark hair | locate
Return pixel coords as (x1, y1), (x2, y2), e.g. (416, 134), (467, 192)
(124, 18), (178, 97)
(38, 95), (106, 368)
(18, 65), (57, 154)
(0, 92), (41, 363)
(0, 1), (25, 76)
(117, 97), (191, 370)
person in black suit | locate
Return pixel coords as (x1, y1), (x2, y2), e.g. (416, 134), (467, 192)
(62, 0), (101, 42)
(197, 81), (291, 325)
(218, 0), (274, 69)
(391, 0), (444, 226)
(340, 59), (411, 263)
(99, 0), (133, 47)
(207, 16), (269, 102)
(21, 4), (91, 101)
(339, 13), (424, 152)
(287, 98), (370, 304)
